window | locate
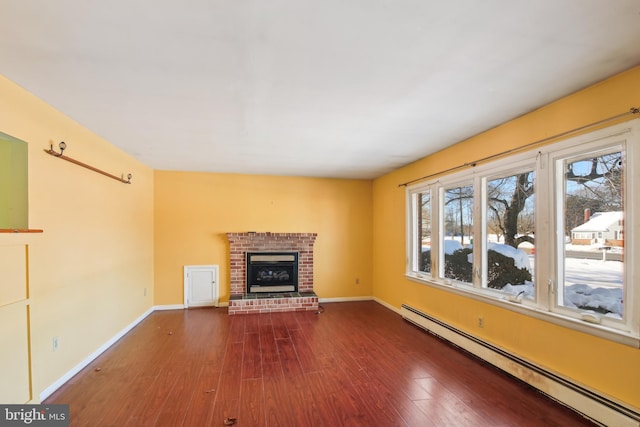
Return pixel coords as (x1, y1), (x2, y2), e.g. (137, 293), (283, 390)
(555, 146), (626, 323)
(409, 190), (432, 275)
(418, 191), (432, 273)
(484, 169), (535, 299)
(441, 183), (474, 285)
(406, 120), (640, 344)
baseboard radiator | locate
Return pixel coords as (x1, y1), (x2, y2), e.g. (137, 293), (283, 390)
(400, 304), (640, 427)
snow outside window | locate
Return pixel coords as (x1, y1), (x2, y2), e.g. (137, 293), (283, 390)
(556, 147), (626, 321)
(483, 170), (535, 300)
(440, 184), (474, 285)
(405, 119), (639, 345)
(408, 189), (433, 277)
(418, 191), (432, 273)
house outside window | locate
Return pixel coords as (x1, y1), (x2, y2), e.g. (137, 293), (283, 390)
(555, 147), (626, 322)
(406, 120), (639, 345)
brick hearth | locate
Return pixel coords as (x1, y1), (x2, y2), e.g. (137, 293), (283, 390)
(226, 232), (318, 315)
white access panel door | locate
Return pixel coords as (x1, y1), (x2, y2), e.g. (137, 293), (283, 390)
(184, 265), (219, 308)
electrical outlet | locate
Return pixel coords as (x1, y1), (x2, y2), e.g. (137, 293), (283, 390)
(478, 317), (484, 328)
(53, 336), (59, 351)
(144, 287), (147, 296)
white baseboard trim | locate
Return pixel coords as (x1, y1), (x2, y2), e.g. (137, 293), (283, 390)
(318, 296), (373, 303)
(39, 306), (155, 402)
(373, 297), (401, 314)
(153, 304), (185, 311)
(159, 303), (230, 309)
(400, 304), (640, 427)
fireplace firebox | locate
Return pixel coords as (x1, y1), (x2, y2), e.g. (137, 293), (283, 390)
(246, 252), (298, 293)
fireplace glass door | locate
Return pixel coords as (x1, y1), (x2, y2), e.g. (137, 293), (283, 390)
(246, 252), (298, 293)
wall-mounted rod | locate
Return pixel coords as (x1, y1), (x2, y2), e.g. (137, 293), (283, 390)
(44, 142), (132, 184)
(398, 106), (639, 187)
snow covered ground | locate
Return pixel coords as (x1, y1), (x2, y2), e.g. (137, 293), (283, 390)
(432, 238), (624, 318)
(499, 246), (623, 318)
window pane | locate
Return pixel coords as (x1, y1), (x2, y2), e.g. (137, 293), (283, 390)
(417, 191), (432, 273)
(560, 150), (624, 319)
(485, 171), (535, 298)
(442, 184), (473, 284)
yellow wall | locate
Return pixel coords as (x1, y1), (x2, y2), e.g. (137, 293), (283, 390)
(0, 74), (154, 402)
(372, 66), (640, 408)
(154, 171), (373, 305)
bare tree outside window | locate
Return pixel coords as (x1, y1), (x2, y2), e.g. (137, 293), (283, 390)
(485, 171), (535, 293)
(417, 192), (431, 272)
(407, 122), (637, 335)
(487, 172), (535, 248)
(443, 184), (474, 283)
(444, 185), (473, 245)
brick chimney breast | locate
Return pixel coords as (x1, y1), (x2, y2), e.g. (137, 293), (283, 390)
(226, 233), (318, 315)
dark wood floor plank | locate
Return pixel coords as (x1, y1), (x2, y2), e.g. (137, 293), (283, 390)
(228, 315), (246, 343)
(238, 378), (265, 427)
(242, 313), (262, 334)
(180, 363), (220, 427)
(288, 329), (325, 373)
(262, 364), (298, 427)
(64, 367), (141, 427)
(283, 374), (326, 427)
(44, 302), (598, 427)
(242, 331), (262, 380)
(342, 371), (407, 426)
(152, 364), (206, 427)
(210, 396), (239, 427)
(259, 322), (280, 366)
(269, 312), (291, 340)
(308, 366), (386, 426)
(217, 339), (245, 400)
(124, 367), (181, 427)
(102, 372), (161, 427)
(274, 336), (303, 378)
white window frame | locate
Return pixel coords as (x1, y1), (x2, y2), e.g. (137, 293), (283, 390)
(405, 119), (640, 347)
(439, 180), (475, 286)
(481, 162), (537, 301)
(407, 190), (432, 278)
(549, 140), (631, 332)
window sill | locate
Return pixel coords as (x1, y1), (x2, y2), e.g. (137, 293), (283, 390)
(0, 229), (43, 233)
(405, 272), (640, 348)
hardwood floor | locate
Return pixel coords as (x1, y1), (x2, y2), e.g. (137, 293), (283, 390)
(45, 301), (597, 426)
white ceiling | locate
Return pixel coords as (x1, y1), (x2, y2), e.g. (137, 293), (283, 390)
(1, 1), (639, 179)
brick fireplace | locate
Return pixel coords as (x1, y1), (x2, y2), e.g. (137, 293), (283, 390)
(226, 232), (318, 315)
